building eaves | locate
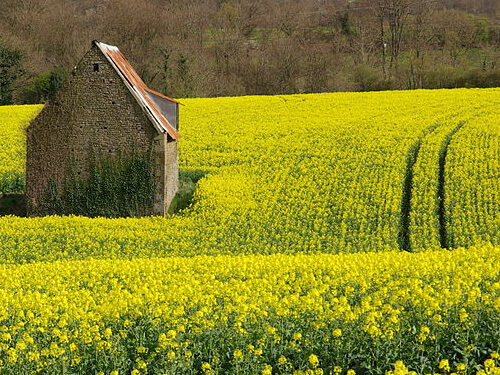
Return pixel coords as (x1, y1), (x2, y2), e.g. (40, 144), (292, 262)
(93, 40), (180, 139)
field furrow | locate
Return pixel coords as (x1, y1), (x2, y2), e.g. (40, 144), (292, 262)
(408, 118), (468, 251)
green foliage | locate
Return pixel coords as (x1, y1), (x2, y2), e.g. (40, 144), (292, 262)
(41, 178), (65, 214)
(168, 169), (207, 214)
(40, 152), (155, 217)
(19, 68), (67, 104)
(423, 67), (500, 89)
(0, 171), (25, 195)
(352, 65), (392, 92)
(0, 43), (23, 105)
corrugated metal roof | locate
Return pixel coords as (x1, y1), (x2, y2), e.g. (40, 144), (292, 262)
(94, 40), (180, 139)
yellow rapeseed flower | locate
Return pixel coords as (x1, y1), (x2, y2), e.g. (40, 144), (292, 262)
(439, 360), (450, 372)
(262, 364), (273, 375)
(309, 354), (320, 367)
(233, 349), (243, 360)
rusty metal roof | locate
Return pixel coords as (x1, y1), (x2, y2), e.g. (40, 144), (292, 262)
(94, 40), (180, 139)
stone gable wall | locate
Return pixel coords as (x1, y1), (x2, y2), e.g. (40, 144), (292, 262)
(26, 44), (177, 216)
(165, 139), (179, 211)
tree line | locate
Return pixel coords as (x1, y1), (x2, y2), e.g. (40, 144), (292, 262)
(0, 0), (500, 104)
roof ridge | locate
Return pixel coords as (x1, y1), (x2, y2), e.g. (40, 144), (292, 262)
(93, 40), (180, 139)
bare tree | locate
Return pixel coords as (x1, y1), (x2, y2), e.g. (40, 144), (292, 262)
(407, 0), (436, 88)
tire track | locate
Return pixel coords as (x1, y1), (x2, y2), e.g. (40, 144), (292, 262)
(437, 121), (466, 249)
(398, 123), (441, 252)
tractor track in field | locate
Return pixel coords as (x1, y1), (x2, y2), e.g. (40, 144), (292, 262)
(399, 138), (422, 252)
(398, 123), (440, 252)
(437, 121), (466, 249)
(399, 120), (466, 252)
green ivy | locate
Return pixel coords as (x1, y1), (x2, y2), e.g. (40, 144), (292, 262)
(40, 151), (155, 217)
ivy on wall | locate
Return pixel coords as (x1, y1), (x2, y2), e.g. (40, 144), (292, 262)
(40, 151), (155, 217)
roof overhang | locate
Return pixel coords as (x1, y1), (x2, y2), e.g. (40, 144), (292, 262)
(93, 40), (180, 139)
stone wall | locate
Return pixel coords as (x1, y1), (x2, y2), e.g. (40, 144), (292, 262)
(152, 134), (166, 215)
(165, 138), (179, 211)
(26, 44), (177, 216)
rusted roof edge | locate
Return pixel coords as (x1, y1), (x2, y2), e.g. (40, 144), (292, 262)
(144, 88), (183, 105)
(93, 41), (180, 139)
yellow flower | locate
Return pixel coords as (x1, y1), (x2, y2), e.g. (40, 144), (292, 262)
(278, 356), (287, 364)
(332, 329), (342, 337)
(104, 328), (112, 339)
(27, 351), (40, 361)
(309, 354), (320, 367)
(293, 333), (303, 340)
(459, 309), (468, 322)
(167, 330), (177, 339)
(439, 359), (450, 372)
(1, 333), (11, 341)
(262, 364), (273, 375)
(202, 362), (211, 371)
(347, 369), (356, 375)
(418, 326), (430, 342)
(233, 349), (243, 360)
(457, 363), (466, 372)
(15, 341), (26, 350)
(484, 359), (495, 369)
(393, 360), (409, 375)
(7, 348), (17, 363)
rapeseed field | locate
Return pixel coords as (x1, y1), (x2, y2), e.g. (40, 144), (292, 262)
(0, 105), (41, 194)
(0, 248), (498, 374)
(1, 89), (500, 374)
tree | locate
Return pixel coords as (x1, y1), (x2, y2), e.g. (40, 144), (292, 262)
(19, 68), (67, 104)
(0, 43), (23, 105)
(406, 0), (436, 89)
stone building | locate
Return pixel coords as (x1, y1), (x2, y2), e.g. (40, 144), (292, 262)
(26, 40), (180, 217)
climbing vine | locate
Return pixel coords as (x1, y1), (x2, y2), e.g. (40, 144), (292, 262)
(40, 151), (155, 217)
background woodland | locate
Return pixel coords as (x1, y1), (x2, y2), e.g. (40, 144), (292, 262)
(1, 0), (500, 103)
